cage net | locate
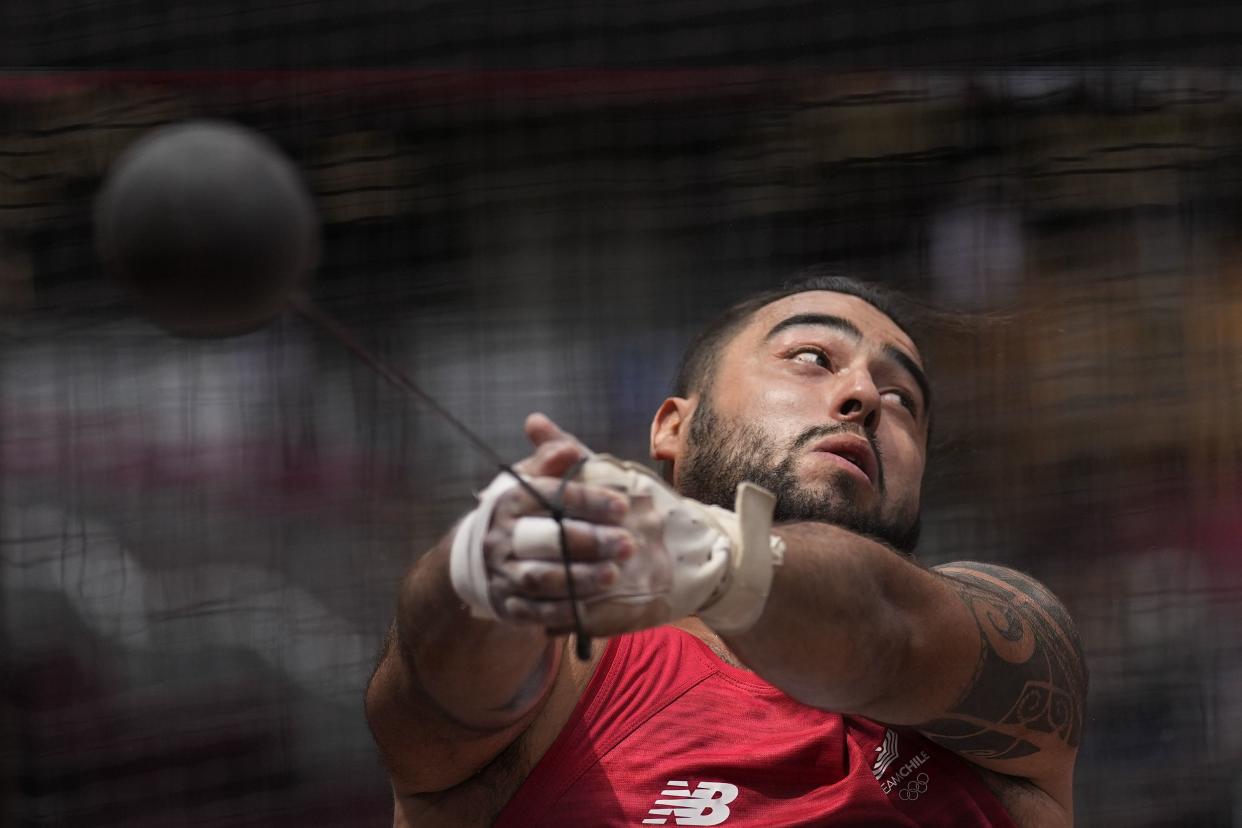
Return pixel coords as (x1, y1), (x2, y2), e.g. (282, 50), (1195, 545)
(3, 6), (1242, 827)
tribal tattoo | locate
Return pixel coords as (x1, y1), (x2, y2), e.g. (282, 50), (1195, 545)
(920, 562), (1087, 761)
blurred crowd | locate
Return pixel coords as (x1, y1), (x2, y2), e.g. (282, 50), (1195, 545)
(3, 69), (1242, 826)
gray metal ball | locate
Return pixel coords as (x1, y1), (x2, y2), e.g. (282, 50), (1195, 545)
(96, 120), (319, 337)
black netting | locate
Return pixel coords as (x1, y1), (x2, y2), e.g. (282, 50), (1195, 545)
(3, 14), (1242, 826)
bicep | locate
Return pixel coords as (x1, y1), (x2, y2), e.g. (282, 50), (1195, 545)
(918, 562), (1087, 797)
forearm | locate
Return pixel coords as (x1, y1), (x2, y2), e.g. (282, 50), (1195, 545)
(717, 521), (1086, 797)
(365, 422), (614, 794)
(719, 522), (974, 722)
(390, 535), (560, 732)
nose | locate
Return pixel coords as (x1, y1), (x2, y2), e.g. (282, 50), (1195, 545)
(831, 367), (881, 433)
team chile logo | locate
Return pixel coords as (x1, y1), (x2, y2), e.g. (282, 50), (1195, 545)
(873, 729), (933, 802)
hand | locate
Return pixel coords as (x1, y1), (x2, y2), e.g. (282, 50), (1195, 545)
(490, 415), (643, 632)
(450, 414), (782, 637)
(448, 414), (650, 635)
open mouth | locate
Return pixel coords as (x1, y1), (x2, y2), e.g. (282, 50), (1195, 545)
(808, 436), (877, 488)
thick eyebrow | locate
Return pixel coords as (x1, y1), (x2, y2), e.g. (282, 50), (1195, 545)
(764, 312), (932, 414)
(764, 313), (862, 343)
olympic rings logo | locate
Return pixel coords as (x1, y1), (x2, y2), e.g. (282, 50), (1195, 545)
(898, 773), (930, 801)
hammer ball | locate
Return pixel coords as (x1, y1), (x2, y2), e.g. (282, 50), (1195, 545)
(96, 120), (319, 337)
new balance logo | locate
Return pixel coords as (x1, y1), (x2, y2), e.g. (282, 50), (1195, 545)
(872, 729), (899, 781)
(642, 780), (738, 826)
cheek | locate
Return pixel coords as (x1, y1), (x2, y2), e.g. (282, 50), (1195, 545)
(723, 375), (812, 428)
(879, 424), (925, 479)
(749, 387), (822, 444)
(752, 378), (831, 421)
(756, 385), (804, 414)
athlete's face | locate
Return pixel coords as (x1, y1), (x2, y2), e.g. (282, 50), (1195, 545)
(651, 291), (929, 552)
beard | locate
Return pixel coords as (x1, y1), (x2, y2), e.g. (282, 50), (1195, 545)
(676, 397), (921, 554)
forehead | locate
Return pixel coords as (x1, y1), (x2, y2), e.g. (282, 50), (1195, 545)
(740, 290), (921, 362)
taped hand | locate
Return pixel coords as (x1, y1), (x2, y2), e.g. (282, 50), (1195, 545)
(450, 419), (784, 637)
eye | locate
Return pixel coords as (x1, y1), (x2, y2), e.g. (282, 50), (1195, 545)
(882, 389), (918, 417)
(790, 347), (830, 370)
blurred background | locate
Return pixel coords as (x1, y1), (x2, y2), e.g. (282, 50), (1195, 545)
(3, 4), (1242, 827)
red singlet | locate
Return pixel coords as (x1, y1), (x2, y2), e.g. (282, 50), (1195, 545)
(496, 626), (1016, 827)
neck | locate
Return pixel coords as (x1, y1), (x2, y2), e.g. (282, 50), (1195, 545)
(672, 617), (747, 669)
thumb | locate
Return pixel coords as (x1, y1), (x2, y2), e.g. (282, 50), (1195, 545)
(525, 412), (579, 448)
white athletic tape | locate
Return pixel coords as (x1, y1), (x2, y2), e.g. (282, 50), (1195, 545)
(449, 471), (523, 620)
(512, 516), (563, 559)
(449, 455), (784, 633)
(580, 455), (783, 633)
(698, 483), (786, 632)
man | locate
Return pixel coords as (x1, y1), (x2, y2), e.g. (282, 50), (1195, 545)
(366, 274), (1087, 827)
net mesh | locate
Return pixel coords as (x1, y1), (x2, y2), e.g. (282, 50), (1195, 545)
(3, 14), (1242, 827)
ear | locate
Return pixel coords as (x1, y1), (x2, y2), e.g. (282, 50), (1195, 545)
(650, 396), (694, 470)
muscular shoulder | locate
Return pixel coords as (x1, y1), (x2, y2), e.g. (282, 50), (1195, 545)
(923, 561), (1087, 815)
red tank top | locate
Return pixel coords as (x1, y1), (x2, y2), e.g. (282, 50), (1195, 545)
(496, 626), (1016, 827)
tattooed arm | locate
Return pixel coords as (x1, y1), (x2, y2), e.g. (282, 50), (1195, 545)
(719, 524), (1087, 811)
(920, 562), (1086, 764)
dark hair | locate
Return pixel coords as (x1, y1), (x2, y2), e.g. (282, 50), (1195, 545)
(671, 267), (920, 400)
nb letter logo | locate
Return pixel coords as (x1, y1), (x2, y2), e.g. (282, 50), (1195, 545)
(643, 780), (739, 826)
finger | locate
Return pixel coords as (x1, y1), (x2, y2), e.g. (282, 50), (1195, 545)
(537, 442), (589, 478)
(512, 517), (635, 562)
(524, 412), (568, 445)
(495, 559), (620, 600)
(512, 439), (586, 478)
(524, 412), (588, 453)
(496, 479), (629, 525)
